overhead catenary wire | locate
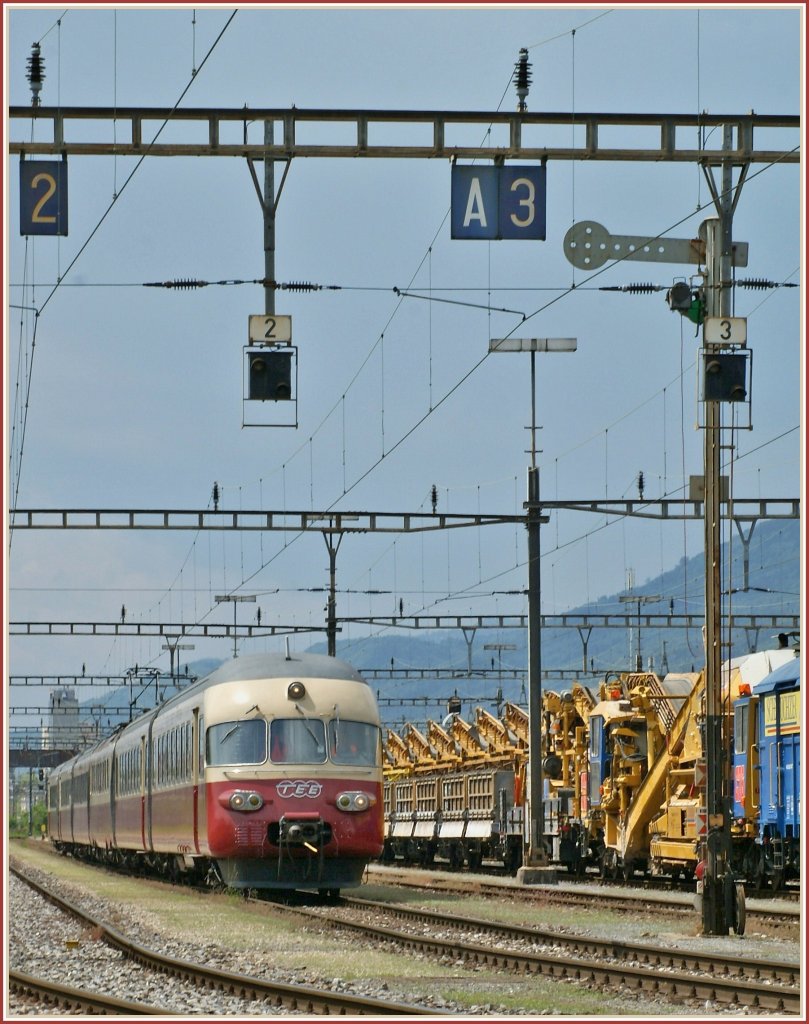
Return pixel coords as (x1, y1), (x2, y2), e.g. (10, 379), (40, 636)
(10, 10), (240, 552)
(34, 10), (238, 321)
(168, 147), (800, 641)
(14, 16), (796, 680)
(9, 276), (799, 294)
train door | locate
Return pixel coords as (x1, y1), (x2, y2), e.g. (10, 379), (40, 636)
(69, 766), (75, 843)
(762, 691), (783, 828)
(140, 735), (148, 850)
(145, 718), (156, 852)
(732, 695), (756, 819)
(109, 739), (118, 841)
(192, 708), (203, 854)
(588, 716), (604, 807)
(777, 686), (800, 836)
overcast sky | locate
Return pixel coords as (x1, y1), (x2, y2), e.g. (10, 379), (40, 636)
(5, 4), (803, 725)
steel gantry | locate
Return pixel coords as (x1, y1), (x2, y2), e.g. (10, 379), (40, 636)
(8, 498), (798, 531)
(8, 106), (800, 165)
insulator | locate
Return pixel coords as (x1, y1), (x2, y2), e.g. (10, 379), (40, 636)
(143, 279), (207, 290)
(282, 281), (321, 291)
(736, 278), (775, 290)
(26, 42), (45, 106)
(624, 282), (661, 294)
(172, 279), (206, 290)
(513, 48), (531, 111)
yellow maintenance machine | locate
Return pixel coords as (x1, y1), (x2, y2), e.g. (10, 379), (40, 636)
(381, 652), (792, 878)
(382, 692), (591, 873)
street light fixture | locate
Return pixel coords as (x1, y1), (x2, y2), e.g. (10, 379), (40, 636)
(618, 593), (661, 671)
(489, 336), (577, 870)
(162, 638), (195, 686)
(483, 643), (517, 679)
(215, 595), (257, 658)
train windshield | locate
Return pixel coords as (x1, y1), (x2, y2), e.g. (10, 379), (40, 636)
(207, 719), (267, 766)
(270, 718), (327, 763)
(328, 720), (381, 766)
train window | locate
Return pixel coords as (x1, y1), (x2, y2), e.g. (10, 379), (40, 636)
(589, 716), (603, 758)
(327, 720), (381, 766)
(734, 704), (748, 754)
(270, 718), (326, 764)
(207, 719), (267, 766)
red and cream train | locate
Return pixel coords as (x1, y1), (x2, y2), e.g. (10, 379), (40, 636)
(47, 652), (384, 893)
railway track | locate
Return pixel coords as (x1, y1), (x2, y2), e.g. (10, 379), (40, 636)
(8, 971), (171, 1015)
(257, 893), (802, 1014)
(9, 865), (433, 1016)
(366, 864), (801, 932)
(343, 895), (800, 986)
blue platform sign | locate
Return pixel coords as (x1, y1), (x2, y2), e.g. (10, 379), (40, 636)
(20, 159), (69, 236)
(451, 164), (545, 240)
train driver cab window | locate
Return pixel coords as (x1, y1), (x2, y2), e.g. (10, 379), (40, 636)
(270, 718), (326, 763)
(207, 719), (266, 766)
(734, 704), (749, 755)
(328, 720), (381, 766)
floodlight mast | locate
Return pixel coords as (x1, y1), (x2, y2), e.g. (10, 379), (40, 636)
(215, 594), (257, 658)
(489, 337), (576, 867)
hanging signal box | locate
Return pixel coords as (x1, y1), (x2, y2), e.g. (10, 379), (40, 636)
(243, 314), (297, 427)
(243, 343), (298, 428)
(697, 348), (752, 430)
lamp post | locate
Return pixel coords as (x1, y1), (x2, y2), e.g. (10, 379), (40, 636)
(483, 643), (517, 680)
(306, 515), (358, 656)
(489, 336), (576, 867)
(162, 638), (195, 687)
(618, 593), (661, 671)
(215, 595), (257, 658)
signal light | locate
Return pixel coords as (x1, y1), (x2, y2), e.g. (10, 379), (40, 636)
(703, 353), (747, 402)
(666, 280), (704, 325)
(667, 281), (692, 311)
(248, 349), (292, 401)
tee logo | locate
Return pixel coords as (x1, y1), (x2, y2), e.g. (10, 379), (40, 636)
(276, 779), (323, 799)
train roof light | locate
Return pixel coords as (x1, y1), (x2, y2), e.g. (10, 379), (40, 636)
(288, 681), (306, 701)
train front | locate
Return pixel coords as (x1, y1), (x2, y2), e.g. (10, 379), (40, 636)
(202, 653), (383, 892)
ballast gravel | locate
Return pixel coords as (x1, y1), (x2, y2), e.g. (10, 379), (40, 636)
(7, 870), (451, 1016)
(7, 852), (798, 1017)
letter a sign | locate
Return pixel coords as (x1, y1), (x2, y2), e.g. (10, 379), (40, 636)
(451, 164), (546, 240)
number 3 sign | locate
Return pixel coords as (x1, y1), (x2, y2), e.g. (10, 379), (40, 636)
(20, 158), (69, 236)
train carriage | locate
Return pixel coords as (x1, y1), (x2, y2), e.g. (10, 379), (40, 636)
(48, 652), (384, 893)
(733, 656), (801, 888)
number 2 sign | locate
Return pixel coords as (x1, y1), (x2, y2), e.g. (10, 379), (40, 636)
(20, 159), (69, 236)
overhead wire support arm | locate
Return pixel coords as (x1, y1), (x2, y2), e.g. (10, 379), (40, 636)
(8, 498), (799, 532)
(11, 611), (799, 637)
(8, 107), (800, 165)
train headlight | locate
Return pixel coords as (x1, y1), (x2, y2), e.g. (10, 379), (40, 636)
(288, 681), (306, 701)
(335, 790), (376, 813)
(228, 790), (264, 812)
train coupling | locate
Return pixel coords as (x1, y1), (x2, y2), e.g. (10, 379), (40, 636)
(276, 813), (332, 849)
